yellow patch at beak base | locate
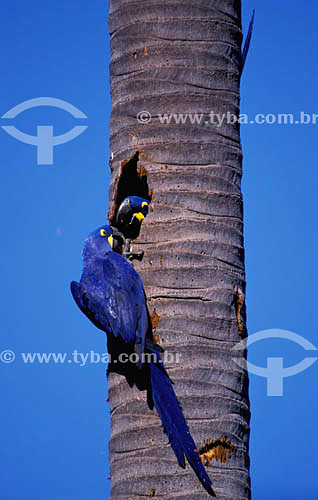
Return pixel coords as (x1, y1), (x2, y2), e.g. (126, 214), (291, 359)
(108, 235), (113, 248)
(133, 212), (145, 222)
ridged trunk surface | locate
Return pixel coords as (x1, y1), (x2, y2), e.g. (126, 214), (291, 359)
(107, 1), (250, 499)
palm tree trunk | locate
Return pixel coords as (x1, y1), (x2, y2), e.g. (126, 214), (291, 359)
(107, 1), (250, 498)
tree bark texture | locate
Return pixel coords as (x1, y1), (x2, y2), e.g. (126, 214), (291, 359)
(107, 1), (250, 499)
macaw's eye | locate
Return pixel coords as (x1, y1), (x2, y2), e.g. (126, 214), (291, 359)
(141, 201), (149, 209)
(100, 229), (107, 237)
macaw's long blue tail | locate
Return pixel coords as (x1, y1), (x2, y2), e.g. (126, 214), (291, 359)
(147, 344), (216, 496)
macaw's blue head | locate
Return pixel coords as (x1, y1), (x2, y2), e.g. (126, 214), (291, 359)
(128, 196), (149, 218)
(83, 224), (113, 261)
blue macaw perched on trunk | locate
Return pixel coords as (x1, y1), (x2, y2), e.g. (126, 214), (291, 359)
(70, 224), (216, 496)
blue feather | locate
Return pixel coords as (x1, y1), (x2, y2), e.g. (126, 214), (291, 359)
(147, 344), (215, 496)
(242, 9), (255, 72)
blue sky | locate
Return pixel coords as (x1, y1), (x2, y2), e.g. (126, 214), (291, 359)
(0, 1), (317, 499)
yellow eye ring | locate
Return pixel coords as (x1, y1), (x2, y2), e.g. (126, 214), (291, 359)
(100, 229), (107, 237)
(141, 201), (148, 209)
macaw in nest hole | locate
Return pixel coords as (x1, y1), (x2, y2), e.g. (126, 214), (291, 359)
(111, 195), (150, 261)
(115, 195), (149, 240)
(70, 224), (215, 496)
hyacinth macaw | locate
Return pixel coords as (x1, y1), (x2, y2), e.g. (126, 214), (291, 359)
(70, 224), (215, 496)
(111, 195), (150, 261)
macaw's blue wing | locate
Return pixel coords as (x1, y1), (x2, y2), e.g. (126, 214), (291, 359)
(70, 280), (113, 333)
(147, 345), (216, 496)
(71, 251), (147, 364)
(70, 281), (85, 312)
(242, 9), (255, 72)
(102, 253), (148, 361)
